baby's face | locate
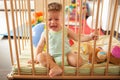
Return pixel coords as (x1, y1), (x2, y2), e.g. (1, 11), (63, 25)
(48, 11), (62, 32)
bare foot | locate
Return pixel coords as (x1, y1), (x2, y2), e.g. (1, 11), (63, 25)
(49, 65), (62, 77)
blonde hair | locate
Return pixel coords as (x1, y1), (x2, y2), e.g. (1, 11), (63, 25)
(48, 2), (62, 12)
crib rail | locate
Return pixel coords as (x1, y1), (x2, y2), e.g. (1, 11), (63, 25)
(3, 0), (120, 79)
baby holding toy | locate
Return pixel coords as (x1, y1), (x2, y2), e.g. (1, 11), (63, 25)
(28, 2), (98, 77)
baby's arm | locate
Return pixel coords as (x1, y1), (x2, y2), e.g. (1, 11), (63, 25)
(28, 32), (46, 64)
(67, 28), (98, 42)
(35, 32), (46, 59)
(80, 33), (98, 42)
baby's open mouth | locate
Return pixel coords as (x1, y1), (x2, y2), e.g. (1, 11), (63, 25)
(50, 26), (57, 28)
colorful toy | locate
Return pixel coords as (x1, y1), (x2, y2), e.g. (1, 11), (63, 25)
(26, 11), (43, 27)
(33, 11), (43, 18)
(89, 46), (107, 64)
(97, 50), (107, 61)
(31, 11), (43, 27)
(110, 45), (120, 65)
(111, 45), (120, 58)
(89, 44), (120, 65)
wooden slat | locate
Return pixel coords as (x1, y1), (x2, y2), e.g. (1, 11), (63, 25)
(77, 0), (82, 76)
(62, 0), (65, 76)
(45, 0), (49, 76)
(18, 0), (24, 50)
(90, 0), (95, 33)
(105, 0), (118, 75)
(82, 0), (86, 34)
(116, 15), (120, 39)
(10, 0), (20, 74)
(4, 0), (14, 65)
(14, 0), (21, 55)
(27, 0), (35, 75)
(7, 74), (120, 79)
(106, 0), (112, 35)
(91, 0), (100, 75)
(99, 0), (104, 35)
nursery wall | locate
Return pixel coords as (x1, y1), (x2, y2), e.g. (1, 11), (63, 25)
(102, 0), (120, 33)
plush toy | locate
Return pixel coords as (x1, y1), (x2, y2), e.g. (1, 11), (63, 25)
(88, 46), (107, 64)
(32, 11), (43, 27)
(88, 44), (120, 65)
(109, 45), (120, 65)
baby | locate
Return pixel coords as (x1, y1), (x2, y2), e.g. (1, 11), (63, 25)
(28, 2), (98, 77)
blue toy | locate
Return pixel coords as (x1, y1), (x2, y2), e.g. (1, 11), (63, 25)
(32, 23), (45, 47)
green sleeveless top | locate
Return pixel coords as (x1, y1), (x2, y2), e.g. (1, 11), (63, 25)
(44, 28), (71, 57)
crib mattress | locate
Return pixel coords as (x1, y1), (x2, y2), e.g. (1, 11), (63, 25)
(12, 35), (120, 76)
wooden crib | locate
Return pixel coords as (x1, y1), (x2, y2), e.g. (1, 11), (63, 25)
(4, 0), (120, 79)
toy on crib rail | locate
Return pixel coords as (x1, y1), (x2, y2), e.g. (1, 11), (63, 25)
(110, 45), (120, 65)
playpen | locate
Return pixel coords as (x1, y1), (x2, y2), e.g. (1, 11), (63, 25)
(3, 0), (120, 79)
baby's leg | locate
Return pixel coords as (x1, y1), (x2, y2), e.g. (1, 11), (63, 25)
(67, 52), (83, 67)
(37, 53), (62, 77)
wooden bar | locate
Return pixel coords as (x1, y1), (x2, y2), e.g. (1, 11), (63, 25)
(23, 0), (27, 46)
(7, 74), (120, 79)
(45, 0), (49, 76)
(91, 0), (95, 33)
(99, 0), (103, 35)
(116, 16), (120, 39)
(67, 0), (70, 28)
(77, 0), (82, 76)
(14, 0), (21, 55)
(25, 0), (29, 42)
(18, 0), (24, 50)
(75, 0), (77, 33)
(34, 0), (37, 13)
(27, 0), (35, 75)
(91, 0), (100, 75)
(43, 0), (45, 22)
(10, 0), (20, 74)
(106, 0), (112, 35)
(4, 0), (14, 65)
(22, 0), (26, 48)
(112, 1), (118, 38)
(83, 0), (86, 34)
(105, 0), (118, 75)
(62, 0), (65, 76)
(5, 0), (120, 79)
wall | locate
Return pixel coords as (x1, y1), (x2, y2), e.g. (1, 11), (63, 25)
(102, 0), (120, 33)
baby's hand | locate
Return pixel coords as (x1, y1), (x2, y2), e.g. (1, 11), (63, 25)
(90, 32), (98, 40)
(28, 59), (39, 64)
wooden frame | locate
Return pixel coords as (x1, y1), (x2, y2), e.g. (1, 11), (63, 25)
(3, 0), (120, 79)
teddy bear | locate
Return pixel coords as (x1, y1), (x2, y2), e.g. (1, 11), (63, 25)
(80, 42), (107, 64)
(88, 44), (120, 65)
(88, 46), (107, 64)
